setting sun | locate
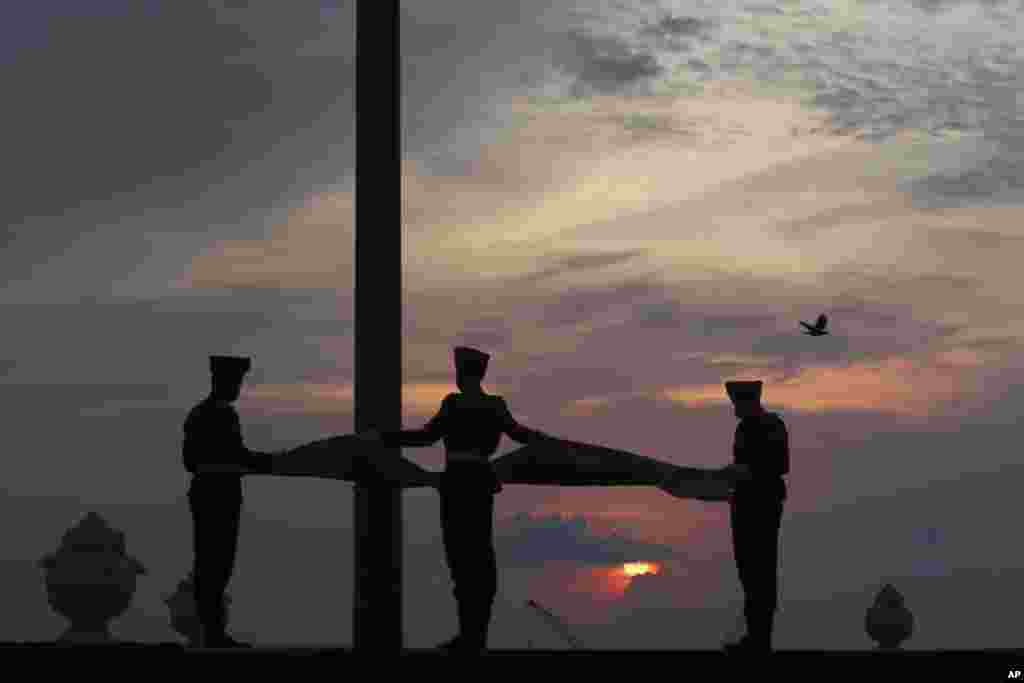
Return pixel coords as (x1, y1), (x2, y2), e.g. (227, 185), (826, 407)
(622, 562), (660, 577)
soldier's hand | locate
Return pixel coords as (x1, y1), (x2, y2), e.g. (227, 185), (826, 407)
(696, 488), (734, 503)
(719, 464), (752, 482)
(356, 429), (382, 442)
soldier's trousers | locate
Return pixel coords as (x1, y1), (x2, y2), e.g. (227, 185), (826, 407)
(730, 496), (784, 647)
(188, 484), (242, 642)
(440, 467), (498, 650)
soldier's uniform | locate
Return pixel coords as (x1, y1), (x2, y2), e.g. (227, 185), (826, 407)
(183, 355), (274, 647)
(379, 347), (548, 652)
(726, 381), (789, 653)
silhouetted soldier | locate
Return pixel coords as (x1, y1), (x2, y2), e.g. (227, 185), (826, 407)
(183, 355), (277, 648)
(360, 346), (552, 653)
(721, 380), (788, 655)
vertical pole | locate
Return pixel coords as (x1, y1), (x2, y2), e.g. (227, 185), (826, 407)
(354, 0), (402, 652)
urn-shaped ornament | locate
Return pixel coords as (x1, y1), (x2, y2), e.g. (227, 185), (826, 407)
(164, 571), (232, 646)
(865, 583), (914, 650)
(39, 512), (147, 644)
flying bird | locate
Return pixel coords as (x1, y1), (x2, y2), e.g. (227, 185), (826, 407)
(800, 314), (829, 336)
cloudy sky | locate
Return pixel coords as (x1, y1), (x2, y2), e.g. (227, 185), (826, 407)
(3, 0), (1023, 649)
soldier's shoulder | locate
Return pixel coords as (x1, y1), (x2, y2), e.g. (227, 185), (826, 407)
(186, 399), (211, 418)
(198, 399), (238, 417)
(764, 412), (787, 431)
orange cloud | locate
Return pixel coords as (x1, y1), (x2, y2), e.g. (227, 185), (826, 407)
(180, 192), (356, 290)
(566, 566), (630, 602)
(561, 392), (651, 417)
(661, 355), (963, 415)
(563, 562), (665, 602)
(176, 81), (864, 293)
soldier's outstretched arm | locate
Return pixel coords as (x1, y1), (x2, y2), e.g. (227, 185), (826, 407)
(375, 395), (452, 447)
(498, 398), (550, 445)
(718, 463), (753, 482)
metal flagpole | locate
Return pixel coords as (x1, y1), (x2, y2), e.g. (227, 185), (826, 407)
(353, 0), (403, 652)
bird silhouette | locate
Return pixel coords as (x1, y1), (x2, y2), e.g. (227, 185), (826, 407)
(800, 313), (829, 336)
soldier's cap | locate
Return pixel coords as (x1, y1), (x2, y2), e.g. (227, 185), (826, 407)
(210, 355), (251, 375)
(454, 346), (489, 378)
(725, 380), (762, 403)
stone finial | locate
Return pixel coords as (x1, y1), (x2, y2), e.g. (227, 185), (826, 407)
(865, 583), (914, 650)
(39, 512), (147, 644)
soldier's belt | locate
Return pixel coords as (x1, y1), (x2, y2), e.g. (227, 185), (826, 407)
(445, 450), (488, 465)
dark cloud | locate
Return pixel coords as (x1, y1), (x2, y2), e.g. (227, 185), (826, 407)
(908, 0), (1011, 12)
(741, 3), (786, 15)
(630, 302), (685, 330)
(823, 272), (986, 314)
(496, 513), (679, 568)
(618, 300), (782, 337)
(689, 313), (781, 337)
(640, 14), (712, 38)
(627, 306), (781, 336)
(687, 58), (712, 72)
(556, 30), (663, 95)
(750, 332), (852, 371)
(732, 41), (778, 60)
(534, 280), (664, 329)
(0, 1), (355, 282)
(694, 2), (1024, 186)
(1, 5), (243, 225)
(910, 157), (1024, 206)
(397, 0), (583, 173)
(516, 250), (649, 284)
(1, 2), (347, 229)
(0, 0), (590, 282)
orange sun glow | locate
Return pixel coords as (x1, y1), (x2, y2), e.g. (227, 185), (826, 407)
(622, 562), (660, 577)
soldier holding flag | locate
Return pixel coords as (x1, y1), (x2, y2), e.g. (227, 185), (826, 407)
(720, 380), (789, 655)
(182, 355), (280, 648)
(359, 346), (554, 653)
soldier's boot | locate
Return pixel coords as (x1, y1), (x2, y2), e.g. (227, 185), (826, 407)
(724, 609), (773, 654)
(454, 596), (489, 654)
(458, 594), (493, 653)
(200, 602), (251, 648)
(438, 590), (472, 651)
(746, 608), (774, 652)
(437, 636), (462, 651)
(195, 600), (223, 648)
(194, 623), (207, 649)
